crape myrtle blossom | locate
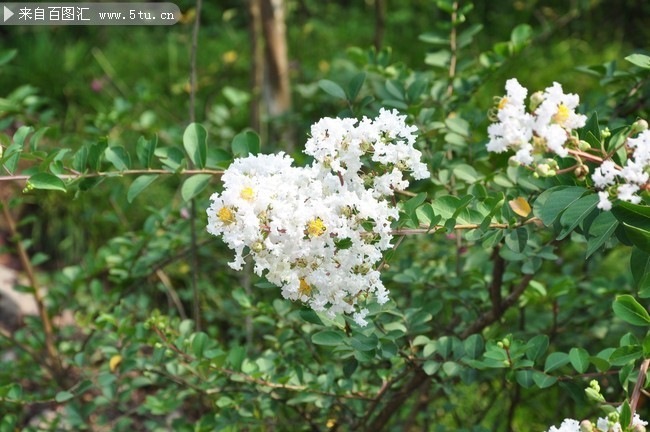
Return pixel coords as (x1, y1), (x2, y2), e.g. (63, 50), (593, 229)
(487, 78), (587, 166)
(593, 129), (650, 210)
(546, 412), (648, 432)
(207, 109), (429, 325)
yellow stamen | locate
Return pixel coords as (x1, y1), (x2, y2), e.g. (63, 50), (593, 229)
(298, 278), (312, 297)
(217, 207), (236, 225)
(554, 103), (570, 125)
(240, 187), (255, 201)
(497, 97), (508, 110)
(306, 218), (326, 237)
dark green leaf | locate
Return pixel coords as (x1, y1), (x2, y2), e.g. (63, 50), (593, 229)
(311, 330), (344, 346)
(347, 72), (366, 101)
(557, 194), (598, 240)
(318, 80), (346, 100)
(610, 345), (642, 366)
(231, 131), (260, 158)
(631, 248), (650, 297)
(0, 49), (17, 66)
(525, 335), (549, 362)
(586, 211), (619, 258)
(192, 332), (209, 357)
(532, 371), (557, 389)
(533, 186), (587, 226)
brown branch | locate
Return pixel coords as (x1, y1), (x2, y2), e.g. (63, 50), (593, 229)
(446, 1), (458, 98)
(490, 246), (505, 316)
(188, 0), (205, 333)
(630, 358), (650, 423)
(1, 198), (64, 382)
(366, 367), (428, 431)
(0, 168), (224, 183)
(459, 274), (534, 339)
(391, 217), (541, 236)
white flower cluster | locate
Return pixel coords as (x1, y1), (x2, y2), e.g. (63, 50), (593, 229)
(546, 413), (648, 432)
(487, 78), (587, 166)
(206, 109), (429, 326)
(593, 129), (650, 211)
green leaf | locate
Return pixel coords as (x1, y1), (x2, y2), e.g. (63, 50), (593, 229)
(620, 400), (632, 430)
(55, 391), (74, 403)
(423, 360), (441, 375)
(544, 352), (569, 373)
(610, 345), (642, 366)
(183, 123), (208, 169)
(0, 49), (17, 66)
(557, 194), (599, 240)
(505, 228), (528, 253)
(510, 24), (532, 53)
(347, 72), (366, 101)
(136, 136), (157, 168)
(403, 192), (427, 215)
(231, 131), (260, 158)
(29, 127), (50, 152)
(625, 53), (650, 69)
(127, 175), (158, 203)
(192, 332), (209, 357)
(515, 370), (534, 388)
(586, 211), (619, 258)
(525, 335), (549, 362)
(181, 174), (211, 202)
(631, 248), (650, 297)
(104, 146), (131, 171)
(532, 371), (557, 389)
(534, 186), (587, 226)
(227, 345), (246, 370)
(463, 334), (484, 360)
(28, 173), (66, 192)
(232, 288), (251, 308)
(318, 79), (346, 100)
(613, 295), (650, 326)
(311, 330), (344, 346)
(568, 348), (590, 373)
(349, 333), (377, 352)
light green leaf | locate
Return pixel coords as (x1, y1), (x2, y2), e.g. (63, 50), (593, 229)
(181, 174), (211, 202)
(231, 131), (260, 158)
(610, 345), (642, 366)
(28, 173), (66, 192)
(104, 146), (131, 171)
(0, 49), (17, 66)
(55, 391), (74, 403)
(613, 295), (650, 326)
(544, 352), (569, 373)
(625, 53), (650, 69)
(183, 123), (208, 169)
(136, 136), (157, 168)
(127, 175), (158, 203)
(568, 348), (590, 373)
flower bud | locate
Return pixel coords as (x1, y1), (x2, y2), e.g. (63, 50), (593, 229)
(580, 420), (594, 432)
(536, 164), (551, 177)
(589, 380), (600, 392)
(497, 341), (504, 349)
(251, 241), (265, 253)
(601, 127), (611, 139)
(634, 424), (646, 432)
(501, 338), (511, 348)
(574, 165), (590, 181)
(530, 91), (544, 111)
(579, 140), (592, 151)
(632, 119), (649, 133)
(508, 156), (521, 167)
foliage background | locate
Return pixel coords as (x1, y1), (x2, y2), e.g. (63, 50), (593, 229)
(0, 0), (649, 431)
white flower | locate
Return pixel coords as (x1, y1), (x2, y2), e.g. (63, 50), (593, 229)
(617, 183), (641, 204)
(207, 110), (428, 325)
(546, 418), (581, 432)
(592, 160), (619, 188)
(597, 191), (613, 211)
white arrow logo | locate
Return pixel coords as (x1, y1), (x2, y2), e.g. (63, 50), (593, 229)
(3, 6), (13, 22)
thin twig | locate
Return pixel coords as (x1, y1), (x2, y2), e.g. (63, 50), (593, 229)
(446, 1), (458, 97)
(1, 199), (63, 382)
(188, 0), (205, 331)
(0, 168), (224, 183)
(391, 217), (541, 236)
